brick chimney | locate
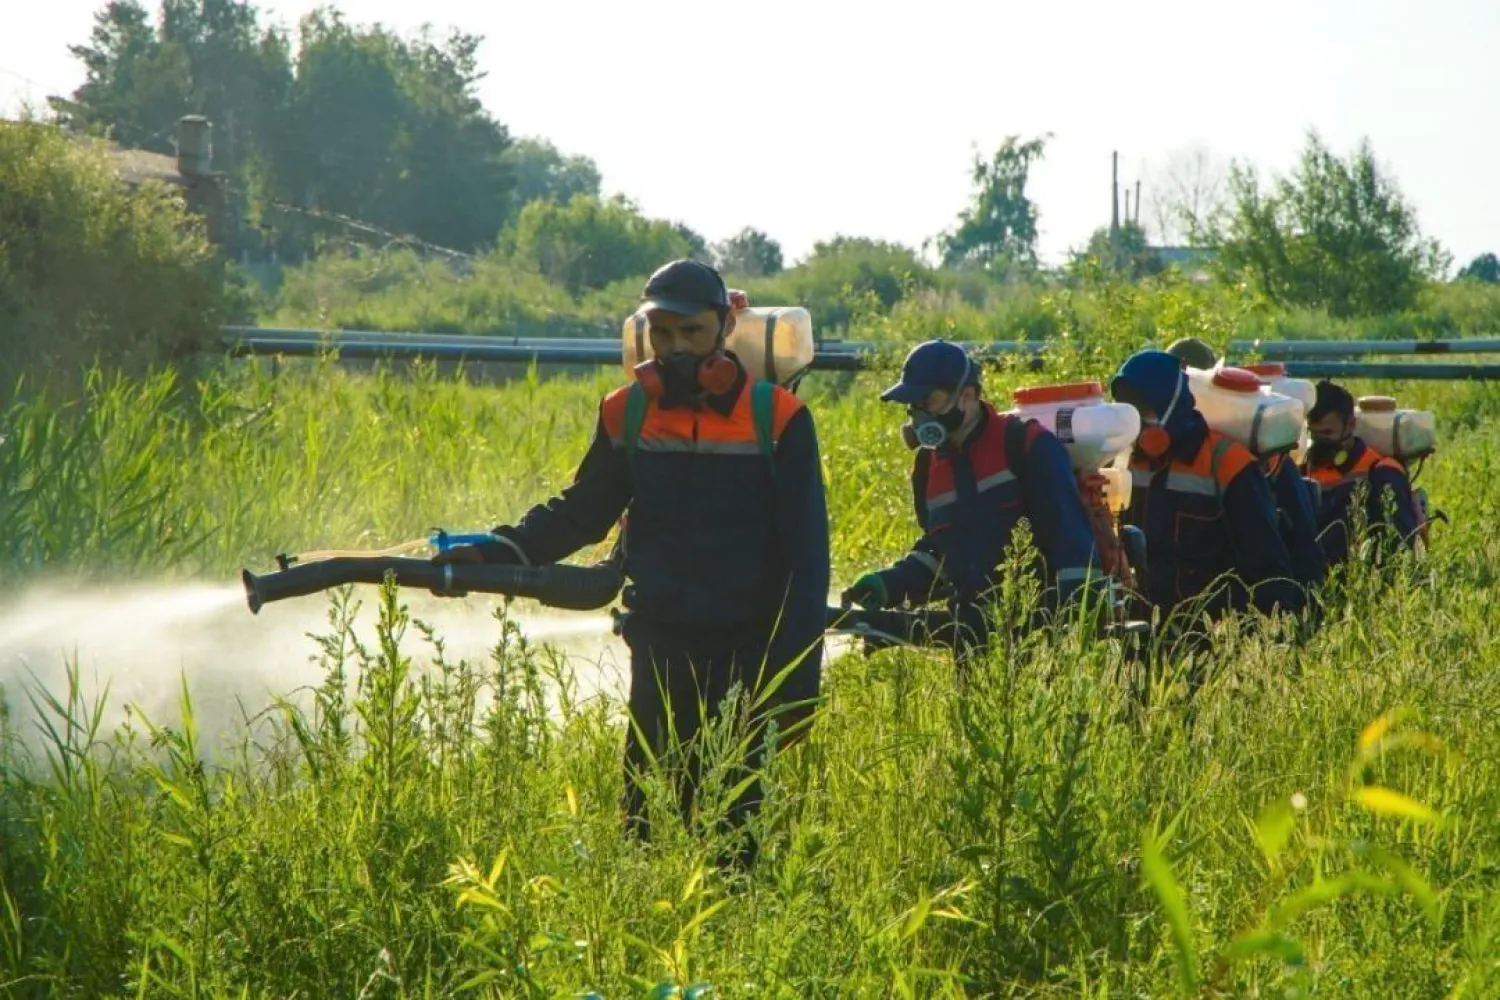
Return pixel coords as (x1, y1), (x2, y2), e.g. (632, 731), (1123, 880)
(176, 115), (212, 178)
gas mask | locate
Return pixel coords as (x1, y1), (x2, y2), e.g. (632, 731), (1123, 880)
(1307, 434), (1349, 468)
(1133, 372), (1184, 460)
(907, 405), (967, 449)
(1306, 417), (1353, 467)
(633, 312), (738, 401)
(660, 352), (710, 398)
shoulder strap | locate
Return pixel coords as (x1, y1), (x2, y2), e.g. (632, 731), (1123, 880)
(912, 446), (933, 523)
(1003, 414), (1030, 478)
(1209, 434), (1236, 503)
(751, 379), (776, 468)
(624, 381), (647, 472)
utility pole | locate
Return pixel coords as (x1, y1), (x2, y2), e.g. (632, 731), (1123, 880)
(1110, 150), (1120, 241)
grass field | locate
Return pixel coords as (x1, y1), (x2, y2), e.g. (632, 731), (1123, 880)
(2, 358), (1499, 998)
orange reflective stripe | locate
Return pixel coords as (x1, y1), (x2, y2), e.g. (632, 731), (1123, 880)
(1204, 431), (1255, 487)
(638, 405), (697, 446)
(1309, 465), (1341, 487)
(1316, 447), (1399, 489)
(636, 383), (760, 447)
(601, 385), (631, 443)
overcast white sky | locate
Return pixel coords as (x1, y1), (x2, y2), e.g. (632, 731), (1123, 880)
(4, 0), (1496, 270)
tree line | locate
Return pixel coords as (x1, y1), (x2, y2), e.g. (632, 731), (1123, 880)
(39, 0), (1500, 322)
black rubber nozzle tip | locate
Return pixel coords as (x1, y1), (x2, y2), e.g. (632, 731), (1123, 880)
(242, 568), (263, 615)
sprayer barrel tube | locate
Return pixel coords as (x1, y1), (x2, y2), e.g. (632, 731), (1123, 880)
(242, 557), (623, 614)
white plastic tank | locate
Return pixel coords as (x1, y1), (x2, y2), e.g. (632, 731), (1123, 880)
(1241, 362), (1315, 463)
(622, 305), (815, 387)
(1009, 381), (1140, 512)
(1242, 362), (1316, 414)
(1355, 395), (1436, 462)
(1186, 366), (1305, 457)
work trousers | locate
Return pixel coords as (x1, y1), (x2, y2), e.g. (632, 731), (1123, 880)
(621, 637), (806, 869)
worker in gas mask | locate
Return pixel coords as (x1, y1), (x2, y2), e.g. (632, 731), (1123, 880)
(841, 340), (1100, 673)
(1110, 349), (1303, 625)
(433, 259), (830, 871)
(1165, 338), (1326, 593)
(1301, 379), (1420, 567)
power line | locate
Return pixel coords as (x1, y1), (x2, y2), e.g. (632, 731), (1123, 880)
(216, 175), (477, 263)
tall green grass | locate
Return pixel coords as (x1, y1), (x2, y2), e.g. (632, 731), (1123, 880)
(1, 359), (1498, 997)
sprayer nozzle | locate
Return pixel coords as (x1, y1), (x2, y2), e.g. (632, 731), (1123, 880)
(241, 569), (263, 615)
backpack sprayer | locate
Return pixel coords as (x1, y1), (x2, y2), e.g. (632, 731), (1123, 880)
(240, 528), (625, 615)
(1005, 381), (1149, 615)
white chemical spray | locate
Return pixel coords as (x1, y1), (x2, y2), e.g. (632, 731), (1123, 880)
(0, 581), (865, 757)
(0, 581), (627, 753)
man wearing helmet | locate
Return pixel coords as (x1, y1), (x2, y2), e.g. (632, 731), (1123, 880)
(433, 259), (830, 869)
(841, 340), (1100, 671)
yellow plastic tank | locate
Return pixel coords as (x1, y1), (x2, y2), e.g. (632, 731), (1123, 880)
(622, 305), (816, 388)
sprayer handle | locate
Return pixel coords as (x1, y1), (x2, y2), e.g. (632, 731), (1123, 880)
(429, 529), (498, 552)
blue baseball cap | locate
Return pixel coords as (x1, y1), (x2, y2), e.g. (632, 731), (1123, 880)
(1111, 349), (1195, 428)
(880, 340), (978, 405)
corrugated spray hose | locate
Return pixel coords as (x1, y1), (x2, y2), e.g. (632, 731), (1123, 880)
(241, 557), (624, 614)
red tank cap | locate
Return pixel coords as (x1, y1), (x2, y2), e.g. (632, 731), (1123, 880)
(1243, 362), (1286, 379)
(1013, 381), (1104, 405)
(1211, 367), (1263, 394)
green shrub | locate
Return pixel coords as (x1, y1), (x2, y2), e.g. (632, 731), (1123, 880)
(0, 120), (228, 394)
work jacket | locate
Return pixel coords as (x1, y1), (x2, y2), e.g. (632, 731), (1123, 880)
(880, 403), (1098, 612)
(477, 356), (830, 695)
(1122, 419), (1303, 620)
(1303, 438), (1418, 566)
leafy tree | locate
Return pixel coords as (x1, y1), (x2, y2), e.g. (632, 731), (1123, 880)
(1144, 145), (1228, 246)
(713, 227), (784, 277)
(508, 194), (696, 295)
(274, 13), (513, 252)
(673, 223), (712, 265)
(1069, 221), (1164, 281)
(1213, 132), (1449, 317)
(54, 2), (514, 254)
(0, 120), (228, 390)
(1456, 252), (1500, 284)
(935, 134), (1049, 274)
(753, 236), (933, 331)
(54, 0), (291, 186)
(503, 137), (601, 206)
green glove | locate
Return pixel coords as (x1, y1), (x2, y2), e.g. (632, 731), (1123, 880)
(841, 572), (890, 609)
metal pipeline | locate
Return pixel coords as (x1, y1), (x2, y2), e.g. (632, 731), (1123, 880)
(241, 557), (624, 614)
(222, 328), (1500, 380)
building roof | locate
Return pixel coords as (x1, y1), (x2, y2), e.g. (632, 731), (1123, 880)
(1152, 245), (1216, 262)
(105, 144), (191, 187)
